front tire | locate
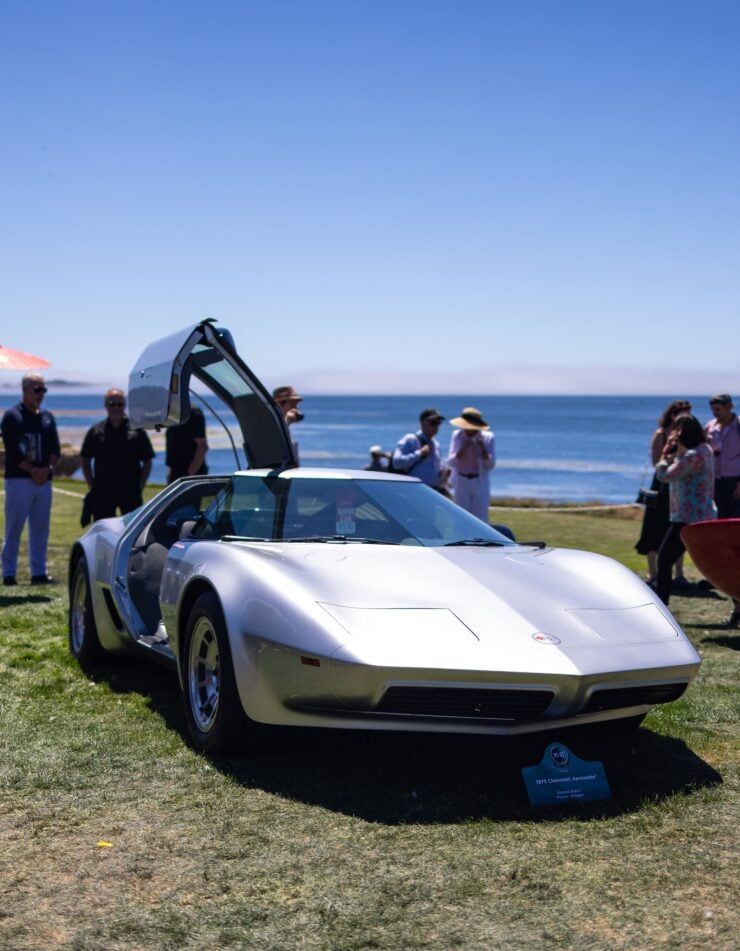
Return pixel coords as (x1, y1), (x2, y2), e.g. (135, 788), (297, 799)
(182, 591), (245, 753)
(69, 557), (102, 664)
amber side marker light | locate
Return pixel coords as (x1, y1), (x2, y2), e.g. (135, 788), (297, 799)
(300, 656), (321, 667)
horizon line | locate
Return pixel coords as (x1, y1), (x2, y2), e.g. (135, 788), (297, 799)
(0, 383), (729, 400)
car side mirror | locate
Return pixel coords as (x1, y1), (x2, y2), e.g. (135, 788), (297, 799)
(178, 519), (198, 540)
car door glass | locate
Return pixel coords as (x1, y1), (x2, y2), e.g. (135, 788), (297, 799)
(191, 344), (252, 396)
(195, 478), (279, 539)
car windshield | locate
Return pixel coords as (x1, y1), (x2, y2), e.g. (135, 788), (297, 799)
(192, 476), (517, 547)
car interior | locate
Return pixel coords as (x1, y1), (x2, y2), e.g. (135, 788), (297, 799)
(192, 479), (429, 545)
(127, 479), (229, 635)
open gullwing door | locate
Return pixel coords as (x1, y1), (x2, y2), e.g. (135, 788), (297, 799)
(128, 319), (297, 471)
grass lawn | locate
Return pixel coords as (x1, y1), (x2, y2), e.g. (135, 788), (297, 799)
(1, 484), (738, 950)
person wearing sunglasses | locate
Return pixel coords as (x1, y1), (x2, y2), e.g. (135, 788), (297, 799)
(1, 373), (60, 585)
(80, 389), (154, 521)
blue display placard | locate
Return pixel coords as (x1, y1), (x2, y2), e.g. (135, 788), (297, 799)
(522, 742), (611, 807)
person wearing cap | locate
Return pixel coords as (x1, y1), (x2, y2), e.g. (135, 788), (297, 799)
(1, 373), (60, 585)
(273, 385), (305, 426)
(446, 407), (496, 522)
(392, 408), (448, 490)
(364, 445), (389, 471)
(704, 393), (740, 519)
(273, 385), (304, 465)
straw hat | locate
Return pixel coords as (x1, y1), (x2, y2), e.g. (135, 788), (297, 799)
(449, 407), (489, 431)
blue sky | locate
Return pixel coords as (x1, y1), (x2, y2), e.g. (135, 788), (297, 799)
(1, 0), (738, 394)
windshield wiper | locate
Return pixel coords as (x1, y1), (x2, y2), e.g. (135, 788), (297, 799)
(443, 538), (507, 547)
(221, 535), (273, 542)
(283, 535), (395, 544)
(221, 534), (397, 545)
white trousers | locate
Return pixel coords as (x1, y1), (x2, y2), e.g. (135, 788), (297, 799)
(2, 478), (53, 578)
(453, 476), (491, 523)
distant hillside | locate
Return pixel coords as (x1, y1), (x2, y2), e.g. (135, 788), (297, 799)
(0, 379), (102, 390)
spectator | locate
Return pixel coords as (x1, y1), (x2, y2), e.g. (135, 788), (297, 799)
(273, 385), (305, 426)
(1, 373), (60, 585)
(635, 400), (692, 589)
(364, 445), (389, 471)
(392, 408), (449, 491)
(655, 415), (716, 606)
(166, 406), (209, 483)
(80, 389), (154, 520)
(273, 385), (304, 464)
(704, 393), (740, 518)
(446, 407), (495, 522)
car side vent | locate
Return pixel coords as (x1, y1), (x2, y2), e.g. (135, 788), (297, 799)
(376, 686), (555, 721)
(579, 682), (688, 715)
(103, 589), (124, 630)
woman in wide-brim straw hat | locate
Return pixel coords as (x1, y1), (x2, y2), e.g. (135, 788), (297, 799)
(446, 407), (496, 523)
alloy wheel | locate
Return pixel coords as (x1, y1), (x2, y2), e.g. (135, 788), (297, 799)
(188, 616), (221, 733)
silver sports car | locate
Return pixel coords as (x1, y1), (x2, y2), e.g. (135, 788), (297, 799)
(69, 321), (701, 752)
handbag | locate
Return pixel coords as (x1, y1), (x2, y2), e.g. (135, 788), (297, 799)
(636, 487), (659, 509)
(80, 491), (94, 527)
(636, 456), (660, 508)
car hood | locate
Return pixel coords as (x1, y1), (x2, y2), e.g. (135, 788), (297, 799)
(226, 540), (688, 674)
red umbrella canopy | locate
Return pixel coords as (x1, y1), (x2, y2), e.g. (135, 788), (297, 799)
(0, 345), (51, 371)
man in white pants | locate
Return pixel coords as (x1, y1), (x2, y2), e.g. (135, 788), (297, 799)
(447, 407), (495, 522)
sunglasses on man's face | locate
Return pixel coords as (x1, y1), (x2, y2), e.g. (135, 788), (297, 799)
(33, 386), (47, 394)
(107, 400), (125, 408)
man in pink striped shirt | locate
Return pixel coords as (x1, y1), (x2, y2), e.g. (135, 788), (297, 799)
(704, 393), (740, 519)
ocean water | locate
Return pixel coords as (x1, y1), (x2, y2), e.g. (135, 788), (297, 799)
(1, 393), (712, 503)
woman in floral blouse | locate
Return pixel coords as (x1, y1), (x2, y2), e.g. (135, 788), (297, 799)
(655, 415), (716, 605)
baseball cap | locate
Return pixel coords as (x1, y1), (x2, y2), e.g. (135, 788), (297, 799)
(419, 408), (444, 423)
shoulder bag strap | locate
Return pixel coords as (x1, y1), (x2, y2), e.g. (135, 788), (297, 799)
(405, 433), (427, 473)
(638, 454), (654, 491)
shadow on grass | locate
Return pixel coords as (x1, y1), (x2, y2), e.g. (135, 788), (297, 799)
(214, 726), (721, 824)
(675, 588), (724, 600)
(86, 655), (722, 825)
(0, 593), (54, 608)
(700, 632), (740, 650)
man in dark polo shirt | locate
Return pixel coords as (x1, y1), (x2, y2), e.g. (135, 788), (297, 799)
(81, 388), (154, 520)
(165, 406), (209, 483)
(1, 373), (61, 585)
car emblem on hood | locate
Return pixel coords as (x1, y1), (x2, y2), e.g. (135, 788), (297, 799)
(532, 632), (561, 645)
